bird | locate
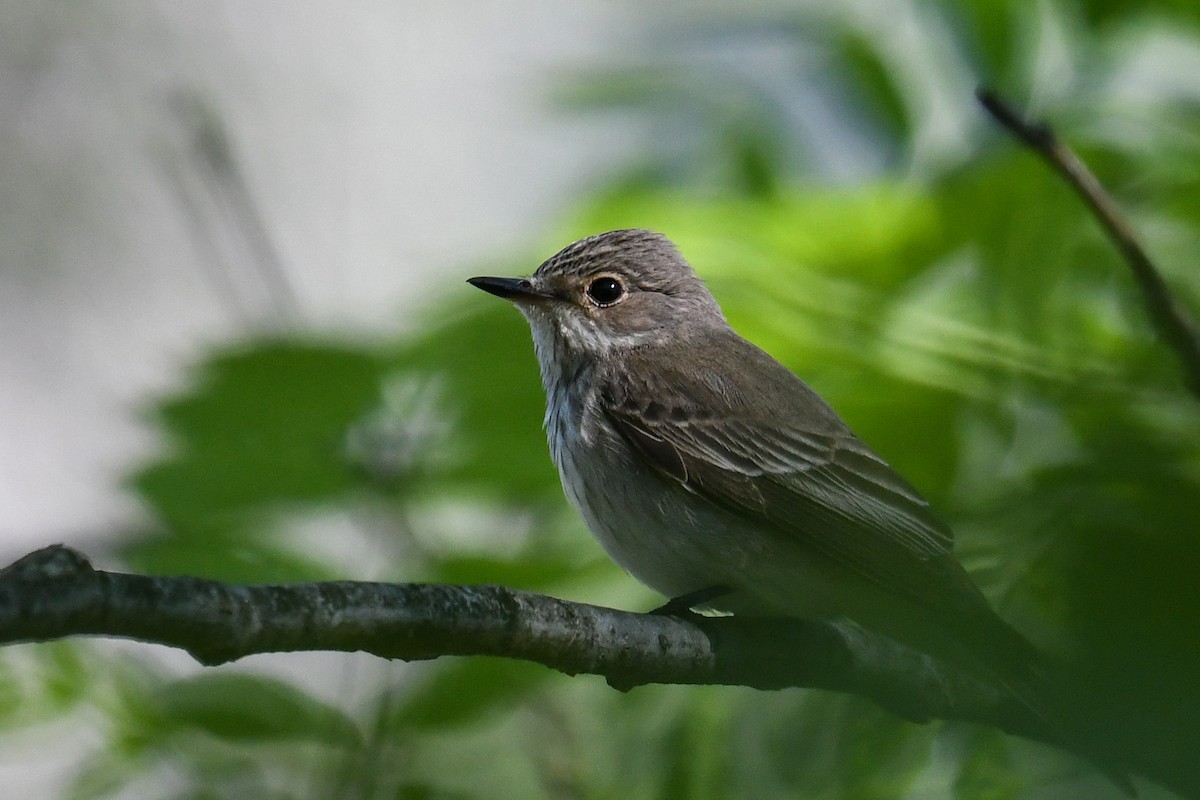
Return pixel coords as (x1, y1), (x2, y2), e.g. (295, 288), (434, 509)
(468, 228), (1046, 713)
(468, 229), (1138, 793)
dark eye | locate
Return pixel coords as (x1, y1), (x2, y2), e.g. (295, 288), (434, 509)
(586, 276), (625, 306)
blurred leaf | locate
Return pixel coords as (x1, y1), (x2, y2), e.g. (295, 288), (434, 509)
(152, 672), (363, 748)
(392, 785), (477, 800)
(1074, 0), (1200, 26)
(40, 641), (90, 710)
(66, 753), (140, 800)
(744, 692), (933, 799)
(836, 30), (912, 148)
(655, 702), (730, 800)
(954, 729), (1024, 800)
(391, 659), (550, 731)
(132, 341), (387, 520)
(123, 341), (391, 578)
(0, 658), (21, 727)
(835, 701), (933, 799)
(0, 644), (94, 730)
(390, 303), (563, 504)
(725, 122), (784, 198)
(428, 553), (609, 593)
(947, 0), (1022, 83)
(121, 531), (344, 585)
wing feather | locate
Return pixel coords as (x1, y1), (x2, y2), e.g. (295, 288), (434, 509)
(601, 344), (955, 607)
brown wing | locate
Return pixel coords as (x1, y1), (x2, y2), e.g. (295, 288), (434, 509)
(602, 335), (959, 608)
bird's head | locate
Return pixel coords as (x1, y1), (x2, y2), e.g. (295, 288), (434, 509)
(468, 230), (726, 368)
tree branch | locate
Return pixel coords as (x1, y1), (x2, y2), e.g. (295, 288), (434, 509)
(0, 545), (1118, 765)
(977, 87), (1200, 399)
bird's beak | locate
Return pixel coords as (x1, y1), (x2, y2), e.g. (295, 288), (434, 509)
(467, 276), (553, 303)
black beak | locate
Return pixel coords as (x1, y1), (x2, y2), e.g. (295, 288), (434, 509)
(467, 276), (551, 302)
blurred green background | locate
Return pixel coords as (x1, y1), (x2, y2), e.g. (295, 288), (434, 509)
(5, 1), (1200, 798)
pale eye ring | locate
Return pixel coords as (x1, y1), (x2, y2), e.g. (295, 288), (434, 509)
(586, 276), (625, 306)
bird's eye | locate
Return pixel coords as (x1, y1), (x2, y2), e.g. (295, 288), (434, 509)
(586, 276), (625, 306)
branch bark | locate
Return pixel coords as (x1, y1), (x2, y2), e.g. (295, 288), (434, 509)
(977, 87), (1200, 399)
(0, 544), (1139, 780)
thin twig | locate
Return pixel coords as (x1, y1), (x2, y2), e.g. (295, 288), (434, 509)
(976, 87), (1200, 398)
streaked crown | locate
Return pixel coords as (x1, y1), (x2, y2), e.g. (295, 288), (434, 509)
(535, 230), (708, 298)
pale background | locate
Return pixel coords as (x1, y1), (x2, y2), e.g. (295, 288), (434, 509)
(0, 2), (638, 793)
(0, 1), (647, 553)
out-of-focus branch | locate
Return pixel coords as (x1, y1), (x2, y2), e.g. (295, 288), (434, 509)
(977, 87), (1200, 398)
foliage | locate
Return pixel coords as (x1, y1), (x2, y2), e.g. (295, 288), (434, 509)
(8, 0), (1200, 797)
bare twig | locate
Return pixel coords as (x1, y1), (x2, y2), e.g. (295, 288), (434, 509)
(977, 87), (1200, 398)
(0, 545), (1173, 792)
(0, 547), (1029, 724)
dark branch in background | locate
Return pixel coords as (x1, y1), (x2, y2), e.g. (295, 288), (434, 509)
(162, 91), (302, 329)
(976, 88), (1200, 399)
(2, 548), (1051, 741)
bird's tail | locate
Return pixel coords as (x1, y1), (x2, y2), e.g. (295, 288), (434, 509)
(966, 612), (1136, 796)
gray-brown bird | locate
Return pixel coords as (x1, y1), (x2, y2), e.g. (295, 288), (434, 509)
(468, 229), (1043, 706)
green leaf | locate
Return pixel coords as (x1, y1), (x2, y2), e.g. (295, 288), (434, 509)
(153, 672), (363, 748)
(131, 341), (388, 523)
(40, 641), (90, 710)
(954, 729), (1024, 800)
(427, 553), (609, 593)
(0, 657), (22, 727)
(390, 303), (564, 504)
(124, 340), (391, 577)
(65, 752), (140, 800)
(120, 530), (344, 584)
(654, 691), (733, 800)
(835, 700), (934, 799)
(391, 659), (550, 731)
(836, 30), (911, 147)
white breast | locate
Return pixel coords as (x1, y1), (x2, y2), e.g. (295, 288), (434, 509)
(544, 384), (733, 598)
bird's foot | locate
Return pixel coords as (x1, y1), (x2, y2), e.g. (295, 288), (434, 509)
(650, 585), (731, 617)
